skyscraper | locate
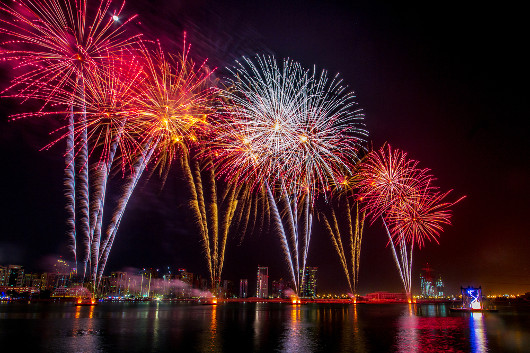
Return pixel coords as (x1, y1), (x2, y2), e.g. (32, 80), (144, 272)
(420, 263), (444, 298)
(256, 266), (268, 298)
(239, 279), (248, 298)
(300, 267), (318, 298)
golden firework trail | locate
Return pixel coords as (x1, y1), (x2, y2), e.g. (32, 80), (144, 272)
(319, 197), (365, 295)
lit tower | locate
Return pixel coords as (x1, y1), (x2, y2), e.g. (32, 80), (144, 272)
(256, 267), (268, 298)
(300, 267), (318, 298)
(420, 263), (435, 297)
(239, 279), (248, 298)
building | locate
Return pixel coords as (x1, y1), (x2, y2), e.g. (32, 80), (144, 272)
(300, 267), (318, 298)
(420, 263), (444, 298)
(271, 278), (287, 298)
(435, 276), (444, 297)
(109, 272), (128, 297)
(0, 266), (7, 286)
(239, 279), (248, 298)
(7, 265), (24, 287)
(256, 266), (268, 298)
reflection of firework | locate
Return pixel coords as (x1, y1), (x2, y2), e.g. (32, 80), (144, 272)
(212, 55), (367, 291)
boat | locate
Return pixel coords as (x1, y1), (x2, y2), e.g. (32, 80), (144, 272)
(75, 297), (97, 306)
(449, 307), (497, 312)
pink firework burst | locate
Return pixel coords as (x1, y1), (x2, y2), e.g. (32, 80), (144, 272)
(0, 0), (140, 102)
(358, 143), (431, 221)
(385, 186), (464, 248)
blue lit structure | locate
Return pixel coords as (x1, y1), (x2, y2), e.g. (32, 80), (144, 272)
(461, 286), (482, 310)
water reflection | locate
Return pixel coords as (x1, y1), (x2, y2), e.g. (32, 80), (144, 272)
(199, 305), (221, 353)
(469, 312), (487, 353)
(278, 306), (316, 353)
(68, 305), (99, 352)
(395, 304), (419, 353)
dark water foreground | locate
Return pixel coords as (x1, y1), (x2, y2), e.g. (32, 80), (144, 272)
(0, 302), (529, 352)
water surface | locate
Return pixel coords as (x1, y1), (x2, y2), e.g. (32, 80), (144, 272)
(0, 302), (528, 352)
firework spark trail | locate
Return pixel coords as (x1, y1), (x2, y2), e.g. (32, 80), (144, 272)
(353, 204), (365, 292)
(382, 217), (407, 291)
(65, 106), (77, 271)
(266, 184), (297, 287)
(97, 141), (157, 281)
(181, 151), (251, 289)
(217, 183), (239, 281)
(180, 148), (212, 284)
(359, 144), (463, 299)
(212, 55), (366, 292)
(320, 212), (352, 292)
(319, 195), (365, 295)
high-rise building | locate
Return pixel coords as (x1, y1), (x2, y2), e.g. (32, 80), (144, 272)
(239, 279), (248, 298)
(256, 266), (268, 298)
(420, 263), (444, 298)
(300, 267), (317, 298)
(436, 276), (444, 297)
(0, 266), (7, 286)
(7, 265), (24, 287)
(109, 272), (128, 296)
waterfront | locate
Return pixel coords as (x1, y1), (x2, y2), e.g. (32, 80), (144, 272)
(0, 302), (529, 352)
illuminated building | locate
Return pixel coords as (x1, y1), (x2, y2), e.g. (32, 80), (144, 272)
(256, 266), (269, 298)
(0, 266), (7, 286)
(420, 263), (444, 298)
(109, 272), (127, 296)
(7, 265), (24, 287)
(299, 267), (318, 298)
(436, 276), (444, 297)
(239, 279), (248, 298)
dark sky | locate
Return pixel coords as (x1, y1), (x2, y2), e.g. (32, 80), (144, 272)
(1, 0), (528, 296)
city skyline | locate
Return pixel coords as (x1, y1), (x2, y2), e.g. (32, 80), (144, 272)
(0, 0), (528, 297)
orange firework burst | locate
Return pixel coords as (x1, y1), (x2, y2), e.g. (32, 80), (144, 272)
(131, 39), (216, 176)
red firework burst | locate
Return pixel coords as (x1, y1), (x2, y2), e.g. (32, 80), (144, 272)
(385, 186), (464, 248)
(357, 144), (432, 221)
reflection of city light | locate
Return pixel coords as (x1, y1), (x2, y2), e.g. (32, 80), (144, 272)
(470, 312), (487, 353)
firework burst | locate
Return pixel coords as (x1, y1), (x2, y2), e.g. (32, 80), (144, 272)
(212, 55), (367, 291)
(357, 143), (463, 298)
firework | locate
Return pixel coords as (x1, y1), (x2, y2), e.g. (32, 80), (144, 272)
(319, 192), (365, 295)
(96, 38), (217, 282)
(212, 55), (367, 291)
(358, 144), (462, 299)
(0, 0), (140, 102)
(386, 187), (463, 247)
(358, 144), (432, 221)
(0, 0), (140, 280)
(178, 150), (260, 290)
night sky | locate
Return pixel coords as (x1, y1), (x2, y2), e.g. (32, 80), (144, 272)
(1, 0), (528, 296)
